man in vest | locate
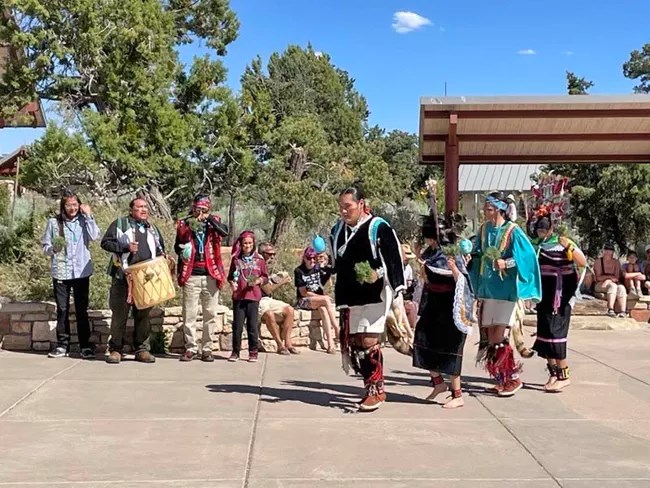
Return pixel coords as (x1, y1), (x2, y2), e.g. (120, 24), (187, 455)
(101, 198), (167, 364)
(175, 194), (228, 361)
(330, 186), (405, 412)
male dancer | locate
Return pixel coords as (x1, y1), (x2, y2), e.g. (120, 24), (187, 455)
(469, 193), (541, 396)
(330, 186), (405, 412)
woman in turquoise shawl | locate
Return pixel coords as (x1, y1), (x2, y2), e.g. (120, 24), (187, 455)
(468, 193), (541, 397)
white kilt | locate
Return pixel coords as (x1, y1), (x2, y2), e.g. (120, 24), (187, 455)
(480, 299), (517, 328)
(348, 286), (392, 334)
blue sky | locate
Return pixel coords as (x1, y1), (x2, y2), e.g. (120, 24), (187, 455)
(2, 0), (649, 153)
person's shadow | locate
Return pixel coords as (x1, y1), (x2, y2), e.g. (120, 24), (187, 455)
(206, 378), (430, 413)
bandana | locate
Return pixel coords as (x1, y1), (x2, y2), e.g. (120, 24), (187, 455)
(485, 195), (508, 211)
(231, 230), (256, 259)
(193, 196), (211, 211)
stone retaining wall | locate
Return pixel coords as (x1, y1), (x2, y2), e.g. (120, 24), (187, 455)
(0, 301), (328, 353)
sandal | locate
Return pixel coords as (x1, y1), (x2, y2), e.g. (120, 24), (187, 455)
(326, 346), (337, 354)
(287, 347), (301, 355)
(277, 347), (290, 356)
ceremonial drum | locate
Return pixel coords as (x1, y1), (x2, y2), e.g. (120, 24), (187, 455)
(126, 257), (176, 309)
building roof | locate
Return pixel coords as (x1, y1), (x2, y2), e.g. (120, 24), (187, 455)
(419, 95), (650, 164)
(0, 145), (27, 176)
(459, 164), (541, 193)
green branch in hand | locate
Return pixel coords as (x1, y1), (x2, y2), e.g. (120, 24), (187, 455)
(355, 261), (375, 284)
(441, 244), (460, 257)
(187, 217), (202, 233)
(483, 246), (504, 279)
(52, 236), (66, 253)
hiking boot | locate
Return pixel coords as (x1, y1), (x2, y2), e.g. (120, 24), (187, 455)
(180, 350), (197, 362)
(498, 378), (523, 397)
(135, 351), (156, 363)
(201, 351), (215, 362)
(106, 351), (122, 364)
(48, 346), (68, 358)
(248, 350), (259, 363)
(228, 352), (239, 362)
(80, 347), (95, 360)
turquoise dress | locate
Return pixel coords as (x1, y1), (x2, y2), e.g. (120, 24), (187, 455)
(469, 221), (542, 303)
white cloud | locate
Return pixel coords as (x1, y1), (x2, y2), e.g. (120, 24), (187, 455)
(517, 49), (536, 55)
(564, 50), (574, 56)
(314, 51), (323, 58)
(392, 11), (431, 34)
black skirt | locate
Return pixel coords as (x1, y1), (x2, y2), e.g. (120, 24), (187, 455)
(412, 290), (466, 376)
(533, 303), (571, 360)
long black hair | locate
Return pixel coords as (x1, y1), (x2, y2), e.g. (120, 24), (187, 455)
(339, 185), (365, 202)
(58, 189), (81, 221)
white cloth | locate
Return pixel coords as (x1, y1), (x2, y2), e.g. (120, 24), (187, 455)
(480, 299), (517, 327)
(507, 202), (518, 222)
(348, 287), (391, 334)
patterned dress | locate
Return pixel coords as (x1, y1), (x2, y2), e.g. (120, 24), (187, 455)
(533, 236), (580, 360)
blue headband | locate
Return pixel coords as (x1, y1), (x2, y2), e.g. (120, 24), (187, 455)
(485, 195), (508, 211)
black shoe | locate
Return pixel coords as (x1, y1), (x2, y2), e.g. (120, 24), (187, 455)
(201, 351), (215, 362)
(48, 346), (68, 358)
(180, 350), (198, 362)
(80, 347), (95, 360)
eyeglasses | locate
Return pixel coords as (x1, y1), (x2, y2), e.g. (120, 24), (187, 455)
(306, 257), (317, 261)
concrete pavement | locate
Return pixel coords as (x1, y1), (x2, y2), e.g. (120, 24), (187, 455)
(1, 327), (649, 487)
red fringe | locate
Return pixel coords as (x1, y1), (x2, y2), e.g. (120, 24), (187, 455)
(485, 344), (521, 383)
(368, 347), (383, 384)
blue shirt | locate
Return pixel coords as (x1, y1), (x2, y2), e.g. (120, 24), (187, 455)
(42, 215), (101, 281)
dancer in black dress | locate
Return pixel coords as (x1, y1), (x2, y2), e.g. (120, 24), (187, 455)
(413, 215), (474, 409)
(531, 214), (586, 391)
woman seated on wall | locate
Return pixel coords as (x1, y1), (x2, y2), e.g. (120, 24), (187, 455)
(294, 247), (339, 354)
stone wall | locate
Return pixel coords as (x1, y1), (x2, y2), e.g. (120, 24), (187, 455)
(0, 301), (328, 353)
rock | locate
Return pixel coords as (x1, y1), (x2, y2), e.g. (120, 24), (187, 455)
(0, 302), (51, 313)
(22, 313), (52, 321)
(88, 310), (112, 319)
(92, 319), (111, 328)
(2, 334), (32, 350)
(88, 333), (100, 344)
(0, 314), (10, 335)
(11, 321), (32, 334)
(163, 316), (180, 325)
(571, 298), (609, 316)
(94, 325), (111, 335)
(165, 306), (183, 316)
(299, 326), (310, 337)
(32, 321), (56, 342)
(32, 341), (51, 352)
(150, 308), (164, 318)
(291, 337), (309, 347)
(149, 318), (164, 326)
(260, 339), (277, 352)
(219, 333), (233, 351)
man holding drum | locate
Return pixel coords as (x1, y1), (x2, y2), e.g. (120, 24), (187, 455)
(175, 194), (229, 362)
(101, 198), (168, 364)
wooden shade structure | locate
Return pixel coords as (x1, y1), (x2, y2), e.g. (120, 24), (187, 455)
(419, 95), (650, 211)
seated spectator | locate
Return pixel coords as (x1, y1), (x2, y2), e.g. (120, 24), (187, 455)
(593, 242), (627, 318)
(643, 245), (650, 296)
(258, 242), (299, 355)
(294, 247), (339, 354)
(622, 250), (645, 296)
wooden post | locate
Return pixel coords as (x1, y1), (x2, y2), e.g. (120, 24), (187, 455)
(444, 113), (459, 213)
(10, 155), (20, 226)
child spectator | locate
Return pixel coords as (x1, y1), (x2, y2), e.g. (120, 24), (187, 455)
(228, 231), (268, 362)
(623, 250), (645, 296)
